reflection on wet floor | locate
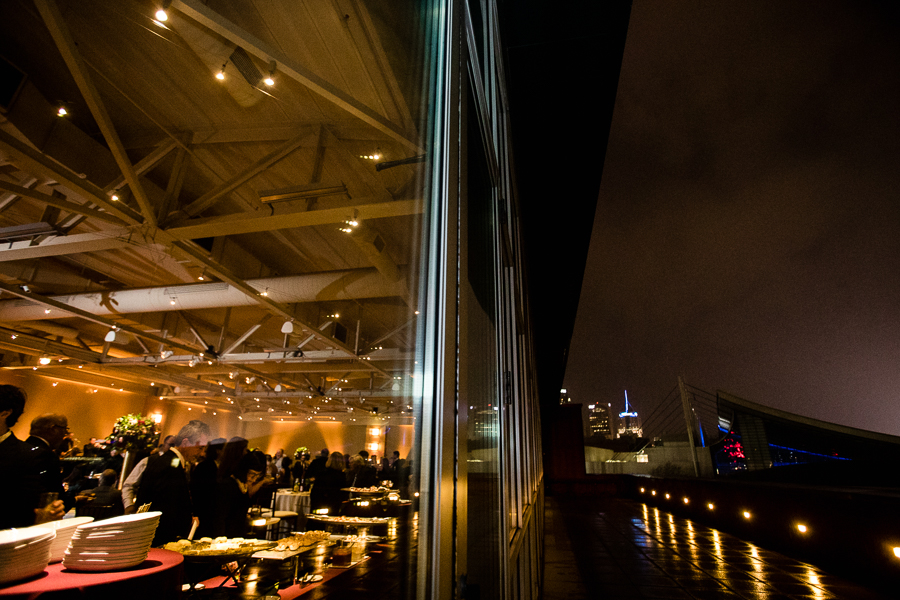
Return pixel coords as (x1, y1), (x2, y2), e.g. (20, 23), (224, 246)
(544, 495), (894, 600)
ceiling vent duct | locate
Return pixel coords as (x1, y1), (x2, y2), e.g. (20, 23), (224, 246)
(230, 46), (262, 87)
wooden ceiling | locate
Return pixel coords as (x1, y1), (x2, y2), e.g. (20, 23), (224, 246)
(0, 0), (428, 425)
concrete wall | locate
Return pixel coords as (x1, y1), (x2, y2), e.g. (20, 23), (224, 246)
(586, 442), (714, 477)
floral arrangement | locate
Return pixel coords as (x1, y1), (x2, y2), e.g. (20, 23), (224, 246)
(106, 413), (160, 454)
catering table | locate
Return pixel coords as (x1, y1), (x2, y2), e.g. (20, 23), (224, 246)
(0, 548), (183, 600)
(275, 489), (311, 515)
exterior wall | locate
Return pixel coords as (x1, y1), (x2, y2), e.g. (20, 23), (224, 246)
(586, 443), (714, 477)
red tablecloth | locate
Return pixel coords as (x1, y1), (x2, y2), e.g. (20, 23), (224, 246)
(0, 548), (183, 600)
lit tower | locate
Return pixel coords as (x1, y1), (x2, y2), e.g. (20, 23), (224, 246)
(617, 390), (643, 438)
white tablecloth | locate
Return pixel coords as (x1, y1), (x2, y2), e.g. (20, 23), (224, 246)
(275, 490), (311, 515)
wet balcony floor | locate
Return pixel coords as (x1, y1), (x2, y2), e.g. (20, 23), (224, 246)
(543, 495), (894, 600)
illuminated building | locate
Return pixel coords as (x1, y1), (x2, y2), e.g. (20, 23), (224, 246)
(617, 390), (643, 438)
(588, 403), (612, 438)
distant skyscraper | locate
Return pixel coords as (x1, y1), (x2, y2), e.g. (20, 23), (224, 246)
(617, 390), (643, 438)
(587, 403), (612, 438)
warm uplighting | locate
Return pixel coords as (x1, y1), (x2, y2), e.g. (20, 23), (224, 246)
(216, 63), (226, 81)
(664, 493), (670, 499)
(796, 524), (808, 533)
(707, 503), (715, 510)
(263, 75), (274, 86)
(640, 487), (645, 493)
(893, 547), (900, 559)
(651, 490), (657, 496)
(151, 413), (163, 424)
(682, 497), (690, 504)
(742, 511), (752, 519)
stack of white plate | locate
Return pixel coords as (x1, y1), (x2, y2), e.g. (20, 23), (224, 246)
(62, 511), (161, 572)
(29, 516), (95, 563)
(0, 527), (55, 585)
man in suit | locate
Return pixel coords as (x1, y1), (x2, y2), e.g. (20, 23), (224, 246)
(0, 385), (64, 529)
(26, 413), (69, 506)
(136, 420), (210, 545)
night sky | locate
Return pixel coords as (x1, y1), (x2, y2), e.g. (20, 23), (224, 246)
(564, 1), (900, 435)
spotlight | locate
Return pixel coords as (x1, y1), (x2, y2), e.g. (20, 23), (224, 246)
(155, 0), (171, 22)
(216, 63), (227, 81)
(263, 60), (276, 86)
(39, 356), (51, 365)
(56, 106), (68, 117)
(104, 328), (117, 343)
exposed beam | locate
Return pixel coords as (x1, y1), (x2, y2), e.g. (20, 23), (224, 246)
(0, 230), (133, 262)
(0, 281), (203, 355)
(171, 130), (313, 222)
(174, 0), (422, 153)
(34, 0), (158, 226)
(0, 129), (141, 224)
(166, 199), (423, 239)
(104, 138), (181, 193)
(0, 180), (127, 226)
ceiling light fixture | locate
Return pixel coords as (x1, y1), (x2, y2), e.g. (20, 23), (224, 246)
(216, 62), (227, 81)
(155, 0), (172, 22)
(263, 60), (276, 86)
(56, 105), (68, 117)
(38, 356), (51, 365)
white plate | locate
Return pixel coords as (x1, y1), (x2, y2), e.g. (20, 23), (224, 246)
(75, 512), (161, 530)
(0, 528), (55, 548)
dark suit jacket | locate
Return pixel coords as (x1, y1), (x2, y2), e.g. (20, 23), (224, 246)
(0, 433), (42, 528)
(25, 435), (65, 500)
(136, 449), (192, 544)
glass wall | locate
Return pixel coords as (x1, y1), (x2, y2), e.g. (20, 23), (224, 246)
(0, 0), (545, 597)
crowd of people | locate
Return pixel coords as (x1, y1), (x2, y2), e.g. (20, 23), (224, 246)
(0, 384), (412, 546)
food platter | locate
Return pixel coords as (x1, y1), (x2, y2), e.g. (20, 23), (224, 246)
(162, 538), (276, 563)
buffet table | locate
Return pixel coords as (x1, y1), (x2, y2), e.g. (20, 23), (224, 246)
(275, 490), (311, 515)
(0, 549), (183, 600)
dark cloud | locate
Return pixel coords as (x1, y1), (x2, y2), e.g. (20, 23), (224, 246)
(565, 1), (900, 434)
